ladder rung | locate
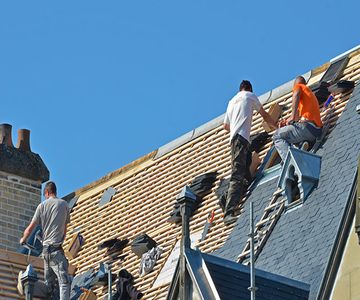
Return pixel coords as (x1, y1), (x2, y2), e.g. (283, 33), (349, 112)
(238, 249), (250, 258)
(237, 189), (286, 264)
(256, 215), (276, 227)
(273, 188), (284, 196)
(238, 243), (261, 260)
(265, 199), (285, 211)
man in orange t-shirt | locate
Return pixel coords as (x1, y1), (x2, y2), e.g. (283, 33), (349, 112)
(273, 76), (323, 161)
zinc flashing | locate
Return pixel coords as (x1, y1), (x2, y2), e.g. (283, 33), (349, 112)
(154, 130), (195, 159)
(267, 79), (294, 102)
(258, 91), (272, 105)
(331, 44), (360, 62)
(155, 114), (225, 160)
(303, 70), (312, 83)
(266, 70), (310, 104)
(191, 114), (224, 140)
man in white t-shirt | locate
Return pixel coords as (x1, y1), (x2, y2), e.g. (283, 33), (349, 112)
(223, 80), (277, 224)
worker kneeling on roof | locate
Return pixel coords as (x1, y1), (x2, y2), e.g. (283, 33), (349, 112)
(223, 80), (277, 225)
(273, 76), (323, 161)
(20, 181), (71, 300)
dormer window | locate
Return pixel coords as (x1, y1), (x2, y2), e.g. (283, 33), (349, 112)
(277, 148), (321, 208)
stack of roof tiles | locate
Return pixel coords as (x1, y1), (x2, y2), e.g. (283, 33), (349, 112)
(168, 172), (218, 224)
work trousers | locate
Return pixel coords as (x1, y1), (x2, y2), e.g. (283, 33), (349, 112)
(43, 247), (70, 300)
(273, 122), (322, 161)
(225, 134), (251, 216)
(32, 248), (70, 300)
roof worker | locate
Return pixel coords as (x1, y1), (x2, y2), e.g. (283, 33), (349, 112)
(273, 76), (323, 161)
(19, 181), (71, 300)
(223, 80), (277, 224)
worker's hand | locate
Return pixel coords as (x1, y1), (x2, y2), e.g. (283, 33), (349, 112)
(286, 117), (296, 125)
(278, 119), (287, 128)
(19, 237), (26, 245)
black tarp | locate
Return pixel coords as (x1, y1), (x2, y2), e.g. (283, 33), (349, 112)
(328, 80), (355, 94)
(131, 234), (157, 258)
(167, 172), (218, 224)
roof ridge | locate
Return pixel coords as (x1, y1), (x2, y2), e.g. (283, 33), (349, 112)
(331, 44), (360, 62)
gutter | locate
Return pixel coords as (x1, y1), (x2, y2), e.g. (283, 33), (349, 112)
(316, 169), (358, 300)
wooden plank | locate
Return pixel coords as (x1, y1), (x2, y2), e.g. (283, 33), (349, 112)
(262, 103), (283, 132)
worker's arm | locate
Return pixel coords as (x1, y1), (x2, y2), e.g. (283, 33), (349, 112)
(223, 123), (230, 132)
(289, 89), (301, 123)
(20, 222), (37, 245)
(259, 107), (277, 130)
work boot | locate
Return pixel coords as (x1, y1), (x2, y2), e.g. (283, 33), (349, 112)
(301, 141), (309, 151)
(17, 271), (24, 296)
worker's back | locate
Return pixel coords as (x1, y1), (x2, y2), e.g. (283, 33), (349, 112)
(225, 90), (261, 142)
(294, 83), (323, 127)
(32, 197), (70, 246)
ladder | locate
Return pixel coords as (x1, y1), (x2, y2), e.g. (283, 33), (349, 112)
(237, 188), (285, 264)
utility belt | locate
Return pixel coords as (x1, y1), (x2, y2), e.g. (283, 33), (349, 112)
(43, 244), (62, 254)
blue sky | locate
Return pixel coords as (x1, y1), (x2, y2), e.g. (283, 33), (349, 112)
(1, 1), (359, 196)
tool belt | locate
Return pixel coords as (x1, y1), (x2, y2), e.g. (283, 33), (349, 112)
(43, 244), (62, 253)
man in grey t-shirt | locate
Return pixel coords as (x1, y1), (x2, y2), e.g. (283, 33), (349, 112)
(20, 181), (70, 300)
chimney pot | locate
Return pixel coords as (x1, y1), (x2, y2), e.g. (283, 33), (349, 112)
(17, 129), (31, 152)
(0, 124), (14, 147)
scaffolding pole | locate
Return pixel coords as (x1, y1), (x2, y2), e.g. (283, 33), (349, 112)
(248, 201), (257, 300)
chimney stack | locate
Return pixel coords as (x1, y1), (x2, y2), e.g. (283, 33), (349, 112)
(0, 123), (49, 252)
(0, 123), (14, 147)
(16, 129), (31, 152)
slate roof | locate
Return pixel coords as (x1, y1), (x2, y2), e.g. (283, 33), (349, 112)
(216, 77), (360, 299)
(202, 252), (310, 300)
(57, 46), (360, 299)
(167, 249), (310, 300)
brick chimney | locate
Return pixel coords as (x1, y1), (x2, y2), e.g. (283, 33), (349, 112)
(0, 124), (49, 251)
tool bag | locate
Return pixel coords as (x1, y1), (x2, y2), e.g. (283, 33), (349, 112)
(131, 234), (157, 258)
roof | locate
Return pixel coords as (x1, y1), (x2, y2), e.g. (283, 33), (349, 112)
(167, 249), (310, 300)
(60, 46), (360, 299)
(216, 69), (360, 299)
(0, 249), (44, 300)
(204, 251), (310, 300)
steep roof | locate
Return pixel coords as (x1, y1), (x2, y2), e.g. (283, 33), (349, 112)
(62, 46), (360, 299)
(216, 81), (360, 299)
(167, 249), (310, 300)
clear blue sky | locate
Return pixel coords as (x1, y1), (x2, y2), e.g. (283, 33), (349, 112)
(1, 1), (359, 197)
